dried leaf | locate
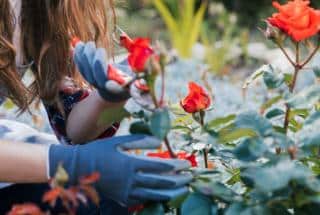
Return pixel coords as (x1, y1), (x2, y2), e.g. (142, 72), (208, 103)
(7, 203), (44, 215)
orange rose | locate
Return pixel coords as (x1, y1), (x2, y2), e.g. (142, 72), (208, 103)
(268, 0), (320, 42)
(180, 82), (211, 114)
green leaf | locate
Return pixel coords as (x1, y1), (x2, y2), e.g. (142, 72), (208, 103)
(260, 95), (283, 114)
(284, 73), (293, 85)
(313, 66), (320, 78)
(129, 121), (152, 135)
(219, 128), (258, 144)
(225, 203), (247, 215)
(149, 108), (171, 140)
(168, 193), (188, 208)
(288, 118), (302, 132)
(181, 193), (212, 215)
(305, 111), (320, 126)
(289, 109), (309, 119)
(137, 203), (164, 215)
(99, 107), (130, 125)
(273, 126), (287, 134)
(263, 67), (284, 89)
(242, 65), (267, 95)
(211, 205), (218, 215)
(287, 85), (320, 108)
(265, 108), (285, 119)
(205, 114), (236, 130)
(300, 132), (320, 151)
(233, 138), (267, 161)
(241, 160), (312, 193)
(226, 203), (270, 215)
(193, 182), (241, 202)
(235, 111), (273, 136)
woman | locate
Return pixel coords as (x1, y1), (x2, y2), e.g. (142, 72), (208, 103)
(0, 0), (192, 214)
(20, 0), (129, 145)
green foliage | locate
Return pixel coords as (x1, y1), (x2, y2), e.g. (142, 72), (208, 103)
(137, 204), (165, 215)
(201, 3), (249, 75)
(149, 108), (171, 140)
(181, 193), (212, 215)
(153, 0), (207, 58)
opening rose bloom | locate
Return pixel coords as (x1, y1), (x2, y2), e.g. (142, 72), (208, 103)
(267, 0), (320, 42)
(180, 82), (211, 114)
(120, 34), (154, 72)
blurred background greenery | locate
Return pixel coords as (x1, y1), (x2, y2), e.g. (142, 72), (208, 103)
(116, 0), (320, 76)
(3, 0), (320, 130)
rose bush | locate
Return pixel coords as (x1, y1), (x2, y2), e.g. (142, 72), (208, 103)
(120, 1), (320, 214)
(8, 1), (320, 214)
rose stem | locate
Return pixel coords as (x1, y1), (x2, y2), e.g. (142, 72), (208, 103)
(200, 110), (209, 168)
(275, 41), (295, 67)
(159, 62), (166, 107)
(150, 65), (176, 159)
(283, 42), (300, 134)
(164, 137), (177, 158)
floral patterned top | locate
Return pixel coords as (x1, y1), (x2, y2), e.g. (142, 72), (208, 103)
(44, 79), (119, 145)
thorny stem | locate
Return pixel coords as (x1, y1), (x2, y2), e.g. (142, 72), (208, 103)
(149, 66), (176, 158)
(283, 42), (300, 134)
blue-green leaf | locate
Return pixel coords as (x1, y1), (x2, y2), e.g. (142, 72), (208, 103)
(263, 66), (284, 89)
(287, 85), (320, 108)
(265, 108), (285, 119)
(241, 160), (312, 193)
(305, 111), (320, 126)
(181, 193), (212, 215)
(233, 138), (267, 161)
(235, 111), (273, 136)
(149, 108), (171, 140)
(137, 203), (164, 215)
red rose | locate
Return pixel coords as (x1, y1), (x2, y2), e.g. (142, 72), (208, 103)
(268, 0), (320, 41)
(120, 34), (154, 72)
(147, 151), (198, 167)
(180, 82), (211, 114)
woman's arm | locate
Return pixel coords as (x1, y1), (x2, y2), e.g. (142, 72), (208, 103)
(66, 90), (126, 144)
(65, 42), (133, 144)
(0, 135), (192, 206)
(0, 141), (48, 183)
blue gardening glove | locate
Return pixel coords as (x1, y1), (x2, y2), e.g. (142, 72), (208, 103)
(74, 41), (134, 103)
(49, 135), (192, 206)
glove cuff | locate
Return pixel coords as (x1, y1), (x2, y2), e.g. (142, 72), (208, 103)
(48, 144), (78, 184)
